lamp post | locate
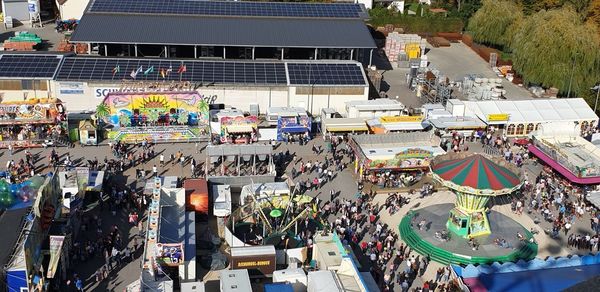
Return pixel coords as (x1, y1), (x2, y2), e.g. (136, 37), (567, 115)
(593, 84), (600, 112)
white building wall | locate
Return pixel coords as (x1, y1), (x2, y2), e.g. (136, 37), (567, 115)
(56, 0), (89, 20)
(52, 80), (368, 115)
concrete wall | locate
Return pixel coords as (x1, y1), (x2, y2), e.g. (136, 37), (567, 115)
(57, 0), (89, 20)
(0, 80), (53, 101)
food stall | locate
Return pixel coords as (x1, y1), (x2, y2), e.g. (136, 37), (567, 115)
(277, 114), (312, 142)
(0, 98), (67, 148)
(349, 132), (445, 188)
(78, 120), (98, 145)
(367, 115), (428, 134)
(220, 116), (258, 144)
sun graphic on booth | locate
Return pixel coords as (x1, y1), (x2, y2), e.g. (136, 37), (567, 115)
(139, 95), (170, 110)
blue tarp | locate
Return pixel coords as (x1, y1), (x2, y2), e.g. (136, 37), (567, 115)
(264, 283), (293, 292)
(473, 264), (600, 292)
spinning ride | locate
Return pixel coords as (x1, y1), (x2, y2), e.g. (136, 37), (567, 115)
(430, 153), (523, 238)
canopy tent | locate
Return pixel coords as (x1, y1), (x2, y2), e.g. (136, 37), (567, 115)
(464, 98), (598, 125)
(431, 154), (522, 195)
(206, 144), (272, 158)
(587, 191), (600, 210)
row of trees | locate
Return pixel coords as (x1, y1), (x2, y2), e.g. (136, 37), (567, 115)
(467, 0), (600, 101)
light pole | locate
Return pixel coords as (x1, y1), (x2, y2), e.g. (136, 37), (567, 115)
(593, 84), (600, 112)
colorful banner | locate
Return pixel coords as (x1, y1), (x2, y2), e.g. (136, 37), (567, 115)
(367, 148), (433, 170)
(155, 243), (184, 266)
(0, 98), (64, 123)
(47, 236), (65, 278)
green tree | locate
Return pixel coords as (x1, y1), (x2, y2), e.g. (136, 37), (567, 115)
(96, 103), (110, 120)
(511, 7), (600, 96)
(467, 0), (523, 47)
(589, 0), (600, 28)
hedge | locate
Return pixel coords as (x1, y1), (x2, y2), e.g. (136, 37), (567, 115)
(368, 16), (464, 34)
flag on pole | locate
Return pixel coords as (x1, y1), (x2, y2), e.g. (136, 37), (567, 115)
(144, 66), (154, 75)
(177, 63), (187, 74)
(160, 68), (166, 78)
(166, 66), (173, 75)
(112, 65), (120, 76)
(130, 66), (143, 79)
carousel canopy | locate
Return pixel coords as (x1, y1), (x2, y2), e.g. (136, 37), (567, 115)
(431, 154), (522, 194)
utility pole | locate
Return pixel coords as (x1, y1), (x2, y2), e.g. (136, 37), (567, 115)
(567, 56), (576, 98)
(594, 85), (600, 112)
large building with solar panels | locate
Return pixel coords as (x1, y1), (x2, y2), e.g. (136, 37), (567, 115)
(0, 53), (369, 115)
(69, 0), (377, 65)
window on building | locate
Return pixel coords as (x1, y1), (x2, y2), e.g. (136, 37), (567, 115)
(507, 124), (516, 135)
(516, 124), (525, 135)
(525, 123), (535, 134)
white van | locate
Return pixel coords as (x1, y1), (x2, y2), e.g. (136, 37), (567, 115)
(212, 184), (232, 217)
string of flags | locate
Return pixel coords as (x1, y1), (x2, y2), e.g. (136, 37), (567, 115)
(111, 63), (186, 79)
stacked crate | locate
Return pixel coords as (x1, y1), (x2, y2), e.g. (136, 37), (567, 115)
(384, 32), (424, 64)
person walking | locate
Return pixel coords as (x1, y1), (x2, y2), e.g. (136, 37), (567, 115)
(153, 165), (158, 177)
(159, 154), (165, 166)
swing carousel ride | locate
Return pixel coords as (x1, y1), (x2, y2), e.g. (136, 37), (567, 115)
(226, 182), (323, 251)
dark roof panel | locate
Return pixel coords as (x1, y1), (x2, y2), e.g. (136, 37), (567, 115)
(88, 0), (368, 19)
(55, 57), (288, 85)
(54, 57), (369, 86)
(0, 54), (64, 79)
(70, 14), (376, 49)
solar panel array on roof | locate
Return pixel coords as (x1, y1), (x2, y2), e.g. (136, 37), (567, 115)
(55, 58), (287, 85)
(0, 55), (62, 79)
(88, 0), (366, 19)
(287, 63), (365, 86)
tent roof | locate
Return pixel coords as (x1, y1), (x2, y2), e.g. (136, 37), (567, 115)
(464, 98), (598, 124)
(431, 154), (522, 191)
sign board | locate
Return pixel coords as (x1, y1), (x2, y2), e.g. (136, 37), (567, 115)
(94, 87), (121, 99)
(47, 236), (65, 278)
(379, 115), (424, 123)
(487, 113), (509, 122)
(59, 82), (84, 95)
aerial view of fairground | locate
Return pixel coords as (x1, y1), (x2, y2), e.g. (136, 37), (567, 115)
(0, 0), (599, 291)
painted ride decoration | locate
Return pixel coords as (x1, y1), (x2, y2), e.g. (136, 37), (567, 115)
(99, 91), (210, 143)
(430, 153), (523, 238)
(0, 176), (45, 210)
(0, 98), (67, 148)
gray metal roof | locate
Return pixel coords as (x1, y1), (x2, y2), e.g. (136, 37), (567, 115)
(70, 13), (376, 48)
(206, 144), (273, 157)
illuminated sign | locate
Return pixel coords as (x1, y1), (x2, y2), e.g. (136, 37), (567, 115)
(235, 260), (272, 268)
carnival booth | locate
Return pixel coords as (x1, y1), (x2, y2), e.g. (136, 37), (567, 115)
(99, 91), (210, 143)
(367, 115), (428, 134)
(220, 116), (258, 144)
(78, 120), (98, 145)
(321, 117), (368, 139)
(0, 98), (67, 148)
(277, 114), (312, 142)
(349, 132), (445, 188)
